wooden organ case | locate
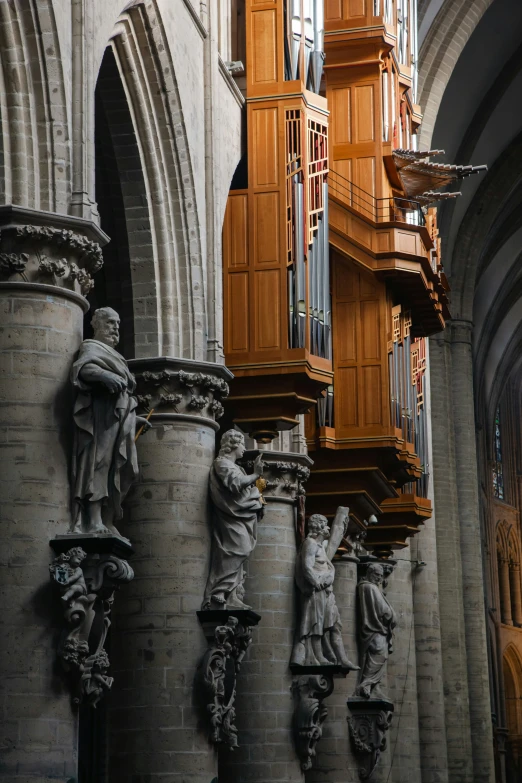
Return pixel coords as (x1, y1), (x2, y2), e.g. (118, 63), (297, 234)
(305, 0), (449, 557)
(222, 0), (484, 556)
(222, 0), (333, 442)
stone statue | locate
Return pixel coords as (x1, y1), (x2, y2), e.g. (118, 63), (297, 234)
(202, 430), (264, 610)
(70, 307), (151, 538)
(291, 507), (358, 669)
(354, 562), (396, 699)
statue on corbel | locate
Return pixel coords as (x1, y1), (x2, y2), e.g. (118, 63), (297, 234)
(50, 306), (146, 706)
(290, 506), (359, 771)
(348, 560), (397, 780)
(197, 429), (264, 748)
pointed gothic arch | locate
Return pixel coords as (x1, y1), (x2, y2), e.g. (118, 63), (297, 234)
(97, 0), (205, 360)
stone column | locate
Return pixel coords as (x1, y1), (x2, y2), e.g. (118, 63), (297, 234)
(385, 553), (422, 783)
(429, 331), (474, 783)
(107, 357), (232, 783)
(450, 319), (495, 783)
(219, 451), (312, 783)
(306, 554), (360, 783)
(411, 340), (449, 783)
(0, 206), (107, 781)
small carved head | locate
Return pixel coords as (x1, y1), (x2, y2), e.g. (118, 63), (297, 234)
(366, 562), (384, 585)
(307, 514), (330, 539)
(67, 547), (87, 567)
(219, 429), (245, 459)
(91, 307), (120, 348)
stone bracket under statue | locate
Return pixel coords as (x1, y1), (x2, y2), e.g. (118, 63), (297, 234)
(197, 609), (261, 748)
(290, 506), (360, 770)
(347, 698), (394, 780)
(49, 535), (134, 707)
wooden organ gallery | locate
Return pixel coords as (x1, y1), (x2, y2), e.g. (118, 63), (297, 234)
(222, 0), (485, 555)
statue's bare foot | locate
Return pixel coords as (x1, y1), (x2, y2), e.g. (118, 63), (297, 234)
(212, 592), (227, 605)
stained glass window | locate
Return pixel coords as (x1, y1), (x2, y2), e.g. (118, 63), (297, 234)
(493, 407), (504, 500)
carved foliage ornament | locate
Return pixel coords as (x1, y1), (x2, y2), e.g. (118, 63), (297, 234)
(292, 674), (334, 771)
(241, 459), (310, 498)
(347, 705), (393, 780)
(0, 225), (103, 294)
(199, 616), (253, 747)
(49, 546), (133, 706)
(134, 368), (229, 420)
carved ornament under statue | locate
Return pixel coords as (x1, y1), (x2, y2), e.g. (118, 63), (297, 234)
(70, 307), (151, 541)
(202, 430), (264, 610)
(49, 544), (134, 706)
(290, 506), (359, 670)
(197, 613), (259, 747)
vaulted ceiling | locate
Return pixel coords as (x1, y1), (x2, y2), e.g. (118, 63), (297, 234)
(418, 0), (522, 422)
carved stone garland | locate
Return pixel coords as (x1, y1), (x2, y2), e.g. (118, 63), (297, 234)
(49, 541), (133, 706)
(132, 364), (230, 422)
(347, 701), (394, 780)
(292, 674), (334, 771)
(0, 222), (103, 295)
(196, 611), (260, 747)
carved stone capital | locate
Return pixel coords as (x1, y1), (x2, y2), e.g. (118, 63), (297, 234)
(129, 356), (234, 426)
(49, 536), (134, 707)
(241, 450), (313, 504)
(196, 609), (261, 747)
(0, 206), (108, 296)
(292, 674), (334, 771)
(347, 698), (394, 780)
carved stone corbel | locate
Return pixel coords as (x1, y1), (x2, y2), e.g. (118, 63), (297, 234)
(49, 537), (134, 706)
(197, 609), (260, 747)
(292, 674), (334, 771)
(347, 698), (394, 780)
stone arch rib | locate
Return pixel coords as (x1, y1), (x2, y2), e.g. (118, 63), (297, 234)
(418, 0), (494, 148)
(108, 0), (204, 360)
(0, 0), (69, 211)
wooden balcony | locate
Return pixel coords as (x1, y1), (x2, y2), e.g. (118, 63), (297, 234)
(328, 171), (449, 336)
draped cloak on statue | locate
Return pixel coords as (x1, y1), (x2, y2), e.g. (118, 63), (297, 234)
(71, 339), (138, 522)
(203, 457), (262, 606)
(295, 538), (340, 640)
(356, 579), (396, 694)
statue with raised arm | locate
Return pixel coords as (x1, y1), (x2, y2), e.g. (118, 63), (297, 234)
(202, 430), (264, 610)
(291, 506), (358, 669)
(70, 307), (151, 539)
(354, 562), (396, 699)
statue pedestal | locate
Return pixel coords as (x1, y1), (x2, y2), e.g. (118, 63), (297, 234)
(291, 664), (356, 772)
(49, 536), (134, 707)
(347, 698), (394, 780)
(197, 609), (261, 748)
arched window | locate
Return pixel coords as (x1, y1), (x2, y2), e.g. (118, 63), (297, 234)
(497, 521), (522, 627)
(493, 406), (504, 499)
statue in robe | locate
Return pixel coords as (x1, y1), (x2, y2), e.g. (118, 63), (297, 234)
(70, 307), (151, 538)
(291, 507), (358, 670)
(202, 430), (264, 610)
(354, 562), (396, 699)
